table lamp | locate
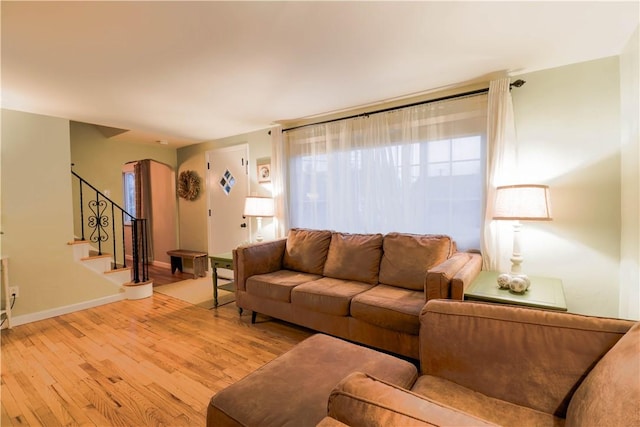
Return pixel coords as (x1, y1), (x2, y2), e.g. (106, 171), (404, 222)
(492, 184), (552, 291)
(243, 196), (275, 242)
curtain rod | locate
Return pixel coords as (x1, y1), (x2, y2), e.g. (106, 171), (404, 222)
(281, 79), (525, 133)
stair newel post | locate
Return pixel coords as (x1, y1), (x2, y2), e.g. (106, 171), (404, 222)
(142, 219), (149, 282)
(132, 219), (140, 283)
(139, 218), (148, 282)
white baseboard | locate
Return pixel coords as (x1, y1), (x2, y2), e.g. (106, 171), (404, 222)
(11, 293), (126, 327)
(152, 260), (171, 269)
(124, 255), (171, 270)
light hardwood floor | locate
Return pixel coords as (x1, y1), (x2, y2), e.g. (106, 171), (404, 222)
(147, 264), (194, 286)
(1, 293), (313, 426)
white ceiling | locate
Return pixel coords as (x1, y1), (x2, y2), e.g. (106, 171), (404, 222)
(2, 1), (638, 148)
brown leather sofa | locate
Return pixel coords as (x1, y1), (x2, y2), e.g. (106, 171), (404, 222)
(323, 300), (639, 426)
(233, 228), (482, 359)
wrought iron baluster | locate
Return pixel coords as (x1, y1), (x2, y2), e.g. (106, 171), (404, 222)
(88, 190), (108, 255)
(79, 182), (85, 240)
(111, 203), (117, 268)
(121, 211), (127, 269)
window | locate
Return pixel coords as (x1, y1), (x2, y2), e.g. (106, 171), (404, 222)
(285, 94), (487, 250)
(123, 171), (136, 224)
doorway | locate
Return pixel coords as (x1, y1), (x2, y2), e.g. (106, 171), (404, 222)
(122, 159), (177, 269)
(206, 145), (250, 279)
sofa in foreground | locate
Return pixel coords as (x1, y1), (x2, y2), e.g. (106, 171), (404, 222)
(233, 228), (482, 359)
(208, 300), (638, 427)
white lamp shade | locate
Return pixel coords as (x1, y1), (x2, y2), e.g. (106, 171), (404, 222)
(244, 196), (275, 217)
(493, 184), (552, 221)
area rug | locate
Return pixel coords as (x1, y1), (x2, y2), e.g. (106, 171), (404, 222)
(154, 276), (235, 309)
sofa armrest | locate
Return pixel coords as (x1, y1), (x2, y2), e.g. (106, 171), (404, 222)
(420, 300), (635, 417)
(233, 238), (287, 291)
(450, 252), (482, 300)
(425, 252), (479, 301)
(327, 372), (496, 427)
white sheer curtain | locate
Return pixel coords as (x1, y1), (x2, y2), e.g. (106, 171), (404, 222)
(270, 125), (289, 238)
(283, 94), (488, 250)
(481, 78), (519, 271)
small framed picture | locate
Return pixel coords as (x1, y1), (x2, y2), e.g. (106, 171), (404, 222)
(257, 159), (271, 183)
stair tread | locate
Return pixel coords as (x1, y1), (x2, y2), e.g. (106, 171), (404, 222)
(80, 254), (112, 261)
(123, 280), (153, 287)
(104, 267), (132, 274)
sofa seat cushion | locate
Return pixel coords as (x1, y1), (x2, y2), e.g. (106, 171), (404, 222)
(283, 228), (333, 275)
(291, 277), (375, 316)
(246, 270), (322, 302)
(328, 372), (496, 427)
(566, 322), (640, 427)
(350, 285), (424, 335)
(411, 375), (563, 427)
(323, 232), (384, 284)
(379, 233), (454, 290)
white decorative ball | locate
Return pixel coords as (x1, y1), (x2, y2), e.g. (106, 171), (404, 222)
(497, 273), (512, 289)
(509, 277), (528, 293)
(512, 274), (531, 290)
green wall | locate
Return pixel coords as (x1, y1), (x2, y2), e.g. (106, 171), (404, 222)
(176, 128), (272, 252)
(70, 121), (177, 207)
(619, 26), (640, 320)
(512, 57), (623, 317)
(1, 110), (121, 319)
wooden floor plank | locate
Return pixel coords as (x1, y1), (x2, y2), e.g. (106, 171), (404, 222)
(0, 403), (15, 427)
(148, 264), (193, 287)
(1, 380), (23, 425)
(49, 383), (96, 427)
(81, 405), (117, 427)
(1, 292), (312, 426)
(3, 371), (51, 426)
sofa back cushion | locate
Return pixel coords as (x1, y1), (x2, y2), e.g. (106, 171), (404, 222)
(566, 322), (640, 427)
(282, 228), (332, 275)
(379, 233), (454, 290)
(323, 232), (383, 284)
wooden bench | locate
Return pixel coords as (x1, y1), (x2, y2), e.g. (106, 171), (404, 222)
(166, 249), (208, 279)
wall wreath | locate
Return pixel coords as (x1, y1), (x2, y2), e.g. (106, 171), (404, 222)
(177, 170), (200, 201)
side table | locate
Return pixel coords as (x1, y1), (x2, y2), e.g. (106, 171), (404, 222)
(209, 252), (234, 307)
(464, 271), (567, 311)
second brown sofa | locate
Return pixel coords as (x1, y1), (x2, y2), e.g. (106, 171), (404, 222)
(233, 228), (482, 359)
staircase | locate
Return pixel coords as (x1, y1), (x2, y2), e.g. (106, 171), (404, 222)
(68, 240), (153, 299)
(71, 169), (153, 299)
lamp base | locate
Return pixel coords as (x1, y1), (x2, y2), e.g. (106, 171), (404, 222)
(255, 217), (264, 242)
